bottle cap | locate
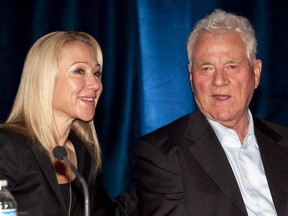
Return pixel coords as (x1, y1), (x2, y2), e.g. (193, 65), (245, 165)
(0, 180), (8, 187)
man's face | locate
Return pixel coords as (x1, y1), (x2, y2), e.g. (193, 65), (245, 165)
(189, 31), (261, 128)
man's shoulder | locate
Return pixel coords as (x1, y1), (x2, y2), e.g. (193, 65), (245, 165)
(254, 118), (288, 142)
(142, 113), (191, 140)
(136, 112), (195, 155)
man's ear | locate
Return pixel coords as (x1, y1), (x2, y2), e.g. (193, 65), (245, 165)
(188, 64), (194, 91)
(253, 59), (262, 89)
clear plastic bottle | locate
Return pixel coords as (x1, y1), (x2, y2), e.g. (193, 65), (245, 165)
(0, 180), (17, 216)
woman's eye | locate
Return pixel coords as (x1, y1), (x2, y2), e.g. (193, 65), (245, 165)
(94, 71), (102, 78)
(74, 68), (85, 74)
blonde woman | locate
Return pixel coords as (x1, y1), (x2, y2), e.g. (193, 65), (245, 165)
(0, 31), (115, 215)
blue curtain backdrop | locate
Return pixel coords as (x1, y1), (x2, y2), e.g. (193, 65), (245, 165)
(1, 0), (288, 199)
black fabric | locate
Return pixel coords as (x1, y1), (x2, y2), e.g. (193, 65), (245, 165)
(134, 109), (288, 215)
(59, 182), (70, 211)
(0, 127), (116, 216)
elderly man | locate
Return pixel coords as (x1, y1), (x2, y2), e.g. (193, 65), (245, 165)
(135, 9), (288, 216)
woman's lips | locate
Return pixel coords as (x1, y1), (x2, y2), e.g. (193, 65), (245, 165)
(79, 97), (96, 106)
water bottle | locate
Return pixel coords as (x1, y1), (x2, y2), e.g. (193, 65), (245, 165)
(0, 180), (17, 216)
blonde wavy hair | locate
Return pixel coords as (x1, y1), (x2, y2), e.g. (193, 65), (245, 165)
(5, 31), (103, 171)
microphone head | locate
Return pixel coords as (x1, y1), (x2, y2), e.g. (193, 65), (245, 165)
(53, 146), (67, 160)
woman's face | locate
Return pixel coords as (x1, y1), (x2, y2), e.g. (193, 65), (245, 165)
(53, 41), (103, 125)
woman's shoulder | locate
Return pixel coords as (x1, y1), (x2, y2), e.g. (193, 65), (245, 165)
(0, 124), (25, 134)
(0, 125), (36, 189)
(0, 125), (29, 146)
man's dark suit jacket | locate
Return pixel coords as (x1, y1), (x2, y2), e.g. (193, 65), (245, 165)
(135, 109), (288, 216)
(0, 127), (114, 216)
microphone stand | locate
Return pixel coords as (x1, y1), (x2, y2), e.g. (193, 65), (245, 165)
(54, 146), (90, 216)
(63, 157), (90, 216)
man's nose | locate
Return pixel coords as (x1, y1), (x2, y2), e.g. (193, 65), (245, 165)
(212, 68), (228, 86)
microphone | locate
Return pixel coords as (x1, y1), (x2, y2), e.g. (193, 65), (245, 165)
(53, 146), (90, 216)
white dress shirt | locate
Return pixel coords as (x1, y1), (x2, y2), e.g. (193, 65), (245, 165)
(207, 110), (277, 216)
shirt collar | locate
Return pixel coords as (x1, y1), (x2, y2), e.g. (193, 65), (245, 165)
(206, 110), (255, 145)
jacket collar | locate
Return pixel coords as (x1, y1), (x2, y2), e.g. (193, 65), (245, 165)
(32, 131), (95, 214)
(254, 119), (288, 216)
(183, 109), (288, 216)
(184, 109), (247, 215)
(33, 143), (67, 214)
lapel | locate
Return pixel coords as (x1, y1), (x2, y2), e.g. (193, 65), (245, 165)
(183, 109), (247, 215)
(32, 142), (67, 213)
(31, 132), (96, 214)
(254, 119), (288, 216)
(68, 132), (96, 208)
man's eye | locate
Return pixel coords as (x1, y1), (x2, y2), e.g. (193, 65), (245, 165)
(201, 66), (214, 72)
(226, 64), (238, 71)
(228, 65), (236, 69)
